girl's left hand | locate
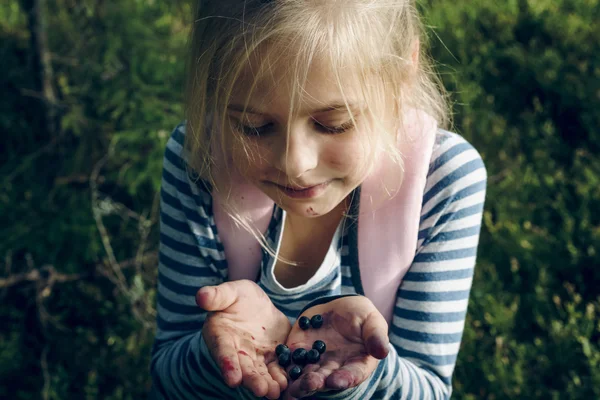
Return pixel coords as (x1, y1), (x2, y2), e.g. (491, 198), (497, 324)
(281, 296), (390, 399)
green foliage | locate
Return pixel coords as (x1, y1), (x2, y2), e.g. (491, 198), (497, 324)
(1, 0), (598, 398)
(422, 0), (600, 398)
(1, 0), (189, 398)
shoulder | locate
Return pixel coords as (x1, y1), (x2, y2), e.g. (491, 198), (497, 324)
(424, 130), (488, 201)
(163, 121), (188, 171)
(417, 130), (487, 246)
(162, 121), (187, 177)
(161, 121), (213, 202)
(419, 129), (488, 224)
(429, 130), (487, 178)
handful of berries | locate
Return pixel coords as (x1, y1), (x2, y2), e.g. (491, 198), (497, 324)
(276, 314), (326, 380)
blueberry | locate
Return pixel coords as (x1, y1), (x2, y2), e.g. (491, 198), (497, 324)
(278, 352), (291, 367)
(306, 349), (320, 364)
(310, 314), (323, 329)
(276, 344), (289, 356)
(312, 340), (326, 354)
(298, 316), (311, 330)
(289, 365), (302, 380)
(292, 348), (308, 365)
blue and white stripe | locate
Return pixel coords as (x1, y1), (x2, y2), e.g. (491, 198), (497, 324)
(150, 123), (487, 399)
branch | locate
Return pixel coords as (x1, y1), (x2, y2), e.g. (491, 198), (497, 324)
(89, 144), (160, 327)
(90, 145), (130, 295)
(135, 190), (161, 275)
(55, 174), (105, 186)
(32, 0), (58, 137)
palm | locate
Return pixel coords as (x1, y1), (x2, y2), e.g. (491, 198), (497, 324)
(287, 315), (368, 366)
(204, 306), (290, 368)
(282, 297), (389, 399)
(198, 280), (291, 399)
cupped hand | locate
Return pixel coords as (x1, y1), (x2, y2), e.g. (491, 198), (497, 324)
(281, 296), (390, 399)
(196, 279), (292, 399)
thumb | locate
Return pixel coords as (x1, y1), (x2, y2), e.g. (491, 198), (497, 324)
(361, 311), (390, 360)
(195, 281), (240, 311)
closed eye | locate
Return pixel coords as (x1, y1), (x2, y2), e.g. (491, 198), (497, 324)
(230, 119), (355, 136)
(232, 121), (273, 136)
(314, 120), (355, 134)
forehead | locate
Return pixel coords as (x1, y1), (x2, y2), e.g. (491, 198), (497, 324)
(230, 47), (365, 114)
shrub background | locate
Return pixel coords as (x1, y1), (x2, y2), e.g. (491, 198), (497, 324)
(1, 0), (598, 399)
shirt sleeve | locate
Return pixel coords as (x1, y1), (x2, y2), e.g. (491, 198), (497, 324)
(149, 123), (262, 399)
(308, 131), (488, 399)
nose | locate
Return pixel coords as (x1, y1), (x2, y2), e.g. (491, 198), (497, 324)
(273, 127), (319, 180)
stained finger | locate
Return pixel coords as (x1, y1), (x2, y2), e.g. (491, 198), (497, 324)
(290, 370), (325, 398)
(286, 363), (330, 398)
(205, 334), (242, 387)
(239, 353), (269, 397)
(298, 359), (338, 380)
(325, 358), (377, 390)
(361, 311), (390, 359)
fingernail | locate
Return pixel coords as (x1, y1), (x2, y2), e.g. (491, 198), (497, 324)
(367, 336), (388, 358)
(327, 370), (353, 389)
(339, 377), (350, 388)
(331, 376), (349, 389)
(196, 287), (213, 306)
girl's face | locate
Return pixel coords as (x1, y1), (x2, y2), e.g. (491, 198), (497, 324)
(226, 57), (387, 219)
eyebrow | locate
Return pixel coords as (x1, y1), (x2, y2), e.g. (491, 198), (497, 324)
(226, 102), (362, 115)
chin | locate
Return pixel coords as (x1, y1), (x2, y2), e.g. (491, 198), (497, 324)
(284, 199), (341, 219)
(262, 183), (347, 218)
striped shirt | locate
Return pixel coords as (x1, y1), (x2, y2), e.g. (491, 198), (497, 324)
(150, 122), (487, 399)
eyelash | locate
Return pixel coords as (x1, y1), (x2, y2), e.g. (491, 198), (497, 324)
(236, 123), (272, 136)
(233, 120), (355, 136)
(315, 120), (355, 134)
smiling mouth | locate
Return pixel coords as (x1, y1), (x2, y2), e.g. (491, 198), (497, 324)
(269, 181), (332, 199)
(280, 184), (318, 191)
(274, 181), (327, 190)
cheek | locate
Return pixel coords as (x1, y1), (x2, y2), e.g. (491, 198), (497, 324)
(322, 152), (351, 170)
(322, 140), (368, 172)
(231, 139), (272, 175)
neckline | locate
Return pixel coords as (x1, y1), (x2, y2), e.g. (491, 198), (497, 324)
(264, 207), (345, 292)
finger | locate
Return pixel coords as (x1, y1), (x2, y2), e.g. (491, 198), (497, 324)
(300, 363), (321, 375)
(297, 359), (337, 379)
(263, 374), (282, 400)
(239, 353), (269, 397)
(255, 362), (281, 400)
(263, 376), (281, 400)
(284, 361), (319, 375)
(205, 334), (242, 387)
(286, 363), (328, 398)
(288, 371), (324, 397)
(361, 311), (390, 359)
(196, 282), (239, 311)
(267, 362), (288, 392)
(325, 358), (378, 390)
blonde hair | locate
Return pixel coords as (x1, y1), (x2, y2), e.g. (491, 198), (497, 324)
(182, 0), (449, 253)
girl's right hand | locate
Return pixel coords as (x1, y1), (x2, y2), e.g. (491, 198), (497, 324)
(196, 280), (291, 399)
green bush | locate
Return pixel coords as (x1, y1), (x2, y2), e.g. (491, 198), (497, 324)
(424, 0), (600, 398)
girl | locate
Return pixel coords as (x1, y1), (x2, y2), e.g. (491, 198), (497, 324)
(150, 1), (487, 399)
